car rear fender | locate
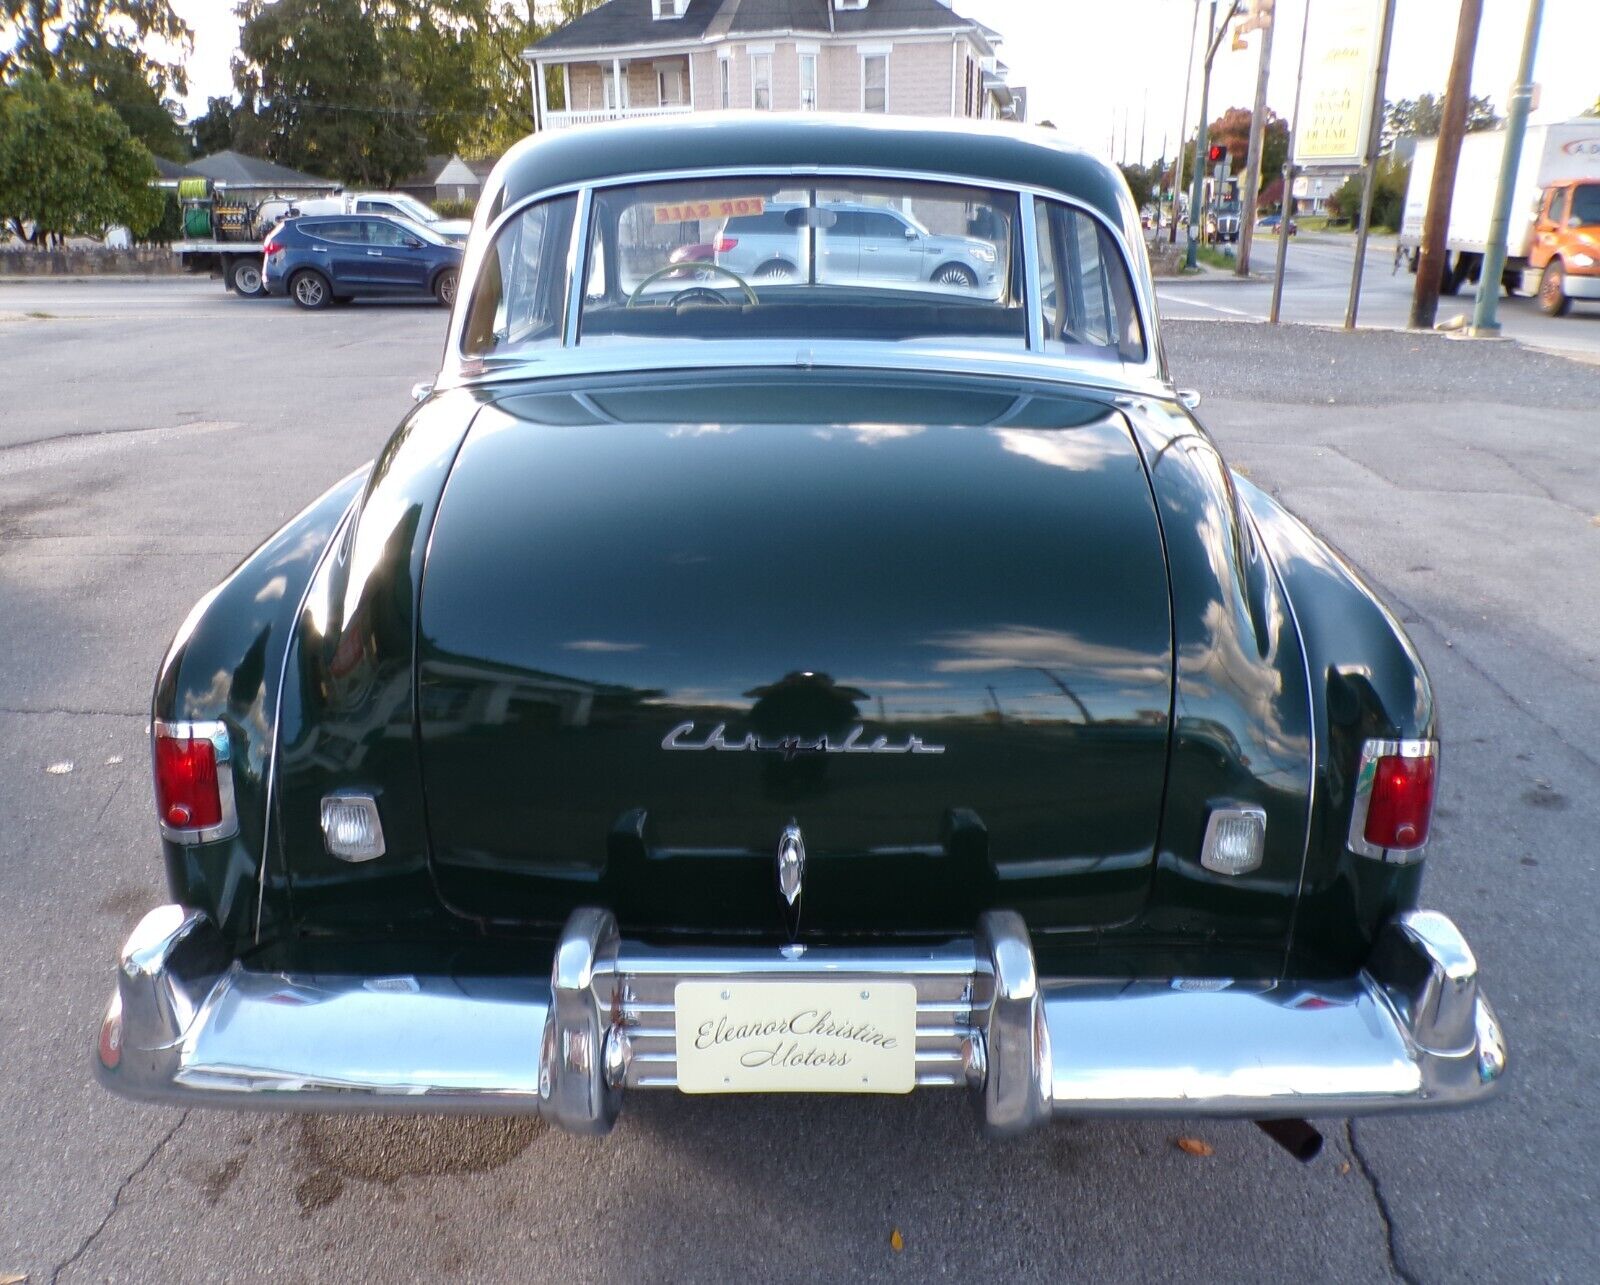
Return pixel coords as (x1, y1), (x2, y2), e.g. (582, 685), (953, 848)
(1236, 476), (1435, 974)
(152, 465), (370, 947)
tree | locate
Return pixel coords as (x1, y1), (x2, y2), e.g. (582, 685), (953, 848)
(1203, 105), (1288, 192)
(0, 72), (162, 243)
(1118, 163), (1156, 213)
(1327, 158), (1410, 232)
(233, 0), (427, 185)
(0, 0), (191, 157)
(189, 96), (236, 156)
(1384, 93), (1499, 148)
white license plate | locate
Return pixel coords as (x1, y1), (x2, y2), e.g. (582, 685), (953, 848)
(674, 980), (917, 1094)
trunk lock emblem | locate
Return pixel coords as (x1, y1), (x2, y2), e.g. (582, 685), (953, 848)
(777, 821), (805, 907)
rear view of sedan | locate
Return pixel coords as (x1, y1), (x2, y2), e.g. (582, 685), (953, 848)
(262, 214), (463, 309)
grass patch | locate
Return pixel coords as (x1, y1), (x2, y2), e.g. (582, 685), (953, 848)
(1195, 245), (1237, 271)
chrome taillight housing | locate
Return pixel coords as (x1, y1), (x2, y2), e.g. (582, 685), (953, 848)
(1348, 739), (1437, 863)
(153, 720), (238, 844)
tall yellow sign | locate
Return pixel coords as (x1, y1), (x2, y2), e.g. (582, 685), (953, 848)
(1295, 0), (1385, 167)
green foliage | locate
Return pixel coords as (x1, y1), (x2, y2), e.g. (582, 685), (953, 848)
(233, 0), (427, 186)
(1327, 158), (1410, 232)
(1383, 93), (1500, 149)
(189, 96), (237, 157)
(1202, 106), (1289, 187)
(432, 196), (477, 219)
(0, 72), (162, 243)
(1117, 163), (1156, 213)
(0, 0), (191, 158)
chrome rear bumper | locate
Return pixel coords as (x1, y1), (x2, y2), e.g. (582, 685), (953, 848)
(96, 905), (1505, 1135)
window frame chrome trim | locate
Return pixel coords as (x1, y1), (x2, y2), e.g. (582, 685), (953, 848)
(153, 719), (238, 845)
(1348, 738), (1438, 864)
(562, 185), (594, 348)
(445, 162), (1160, 387)
(1018, 191), (1043, 353)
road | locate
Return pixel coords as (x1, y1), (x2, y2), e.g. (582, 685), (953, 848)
(1156, 230), (1600, 362)
(1, 278), (1596, 1283)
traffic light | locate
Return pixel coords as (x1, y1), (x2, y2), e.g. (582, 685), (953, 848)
(1207, 144), (1228, 168)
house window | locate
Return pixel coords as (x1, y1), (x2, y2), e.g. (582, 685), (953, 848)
(965, 58), (976, 117)
(719, 56), (731, 109)
(799, 52), (818, 110)
(862, 53), (887, 113)
(651, 0), (688, 18)
(751, 52), (772, 111)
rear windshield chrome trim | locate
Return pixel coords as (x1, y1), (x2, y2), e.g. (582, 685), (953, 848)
(445, 163), (1160, 387)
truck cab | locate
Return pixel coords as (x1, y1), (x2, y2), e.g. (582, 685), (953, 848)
(1527, 180), (1600, 316)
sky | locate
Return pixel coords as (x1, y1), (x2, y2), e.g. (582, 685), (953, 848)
(169, 0), (1597, 162)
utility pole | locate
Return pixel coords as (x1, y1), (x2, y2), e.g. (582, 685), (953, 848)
(1170, 0), (1203, 244)
(1470, 0), (1543, 335)
(1139, 89), (1148, 167)
(1410, 0), (1485, 330)
(1187, 1), (1243, 271)
(1235, 0), (1276, 276)
(1270, 0), (1313, 324)
(1343, 0), (1398, 329)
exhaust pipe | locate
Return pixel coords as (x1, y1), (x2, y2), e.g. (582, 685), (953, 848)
(1255, 1118), (1323, 1163)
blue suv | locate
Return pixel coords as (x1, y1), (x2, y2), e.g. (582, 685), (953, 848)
(263, 214), (464, 309)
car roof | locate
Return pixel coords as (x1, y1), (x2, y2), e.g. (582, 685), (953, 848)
(482, 114), (1137, 243)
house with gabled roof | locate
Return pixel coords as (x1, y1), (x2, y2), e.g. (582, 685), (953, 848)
(523, 0), (1023, 132)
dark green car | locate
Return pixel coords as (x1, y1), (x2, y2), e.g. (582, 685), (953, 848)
(97, 117), (1504, 1147)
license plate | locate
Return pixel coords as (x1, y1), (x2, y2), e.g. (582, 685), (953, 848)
(674, 980), (917, 1094)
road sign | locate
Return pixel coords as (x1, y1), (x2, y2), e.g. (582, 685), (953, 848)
(1294, 0), (1386, 168)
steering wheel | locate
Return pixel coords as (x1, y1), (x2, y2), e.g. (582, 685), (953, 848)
(626, 262), (758, 308)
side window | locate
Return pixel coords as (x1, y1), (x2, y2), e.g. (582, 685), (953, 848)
(1546, 188), (1569, 226)
(1034, 200), (1146, 363)
(364, 220), (409, 247)
(462, 194), (579, 357)
(861, 211), (906, 240)
(309, 219), (360, 243)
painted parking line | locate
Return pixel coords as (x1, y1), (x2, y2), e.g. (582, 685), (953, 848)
(1157, 292), (1262, 319)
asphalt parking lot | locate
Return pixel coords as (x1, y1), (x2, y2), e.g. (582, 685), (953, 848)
(1, 278), (1596, 1283)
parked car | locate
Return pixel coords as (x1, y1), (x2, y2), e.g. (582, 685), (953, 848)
(98, 116), (1505, 1145)
(711, 199), (1001, 292)
(262, 214), (463, 309)
(1256, 213), (1298, 235)
(257, 191), (471, 242)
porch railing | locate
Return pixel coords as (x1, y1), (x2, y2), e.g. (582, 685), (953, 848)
(545, 103), (695, 130)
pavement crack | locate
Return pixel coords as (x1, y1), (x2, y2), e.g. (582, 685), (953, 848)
(94, 779), (125, 828)
(51, 1111), (188, 1284)
(1347, 1120), (1419, 1285)
(0, 705), (145, 719)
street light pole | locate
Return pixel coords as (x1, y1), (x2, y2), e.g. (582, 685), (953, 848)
(1187, 1), (1242, 272)
(1235, 1), (1276, 276)
(1270, 0), (1314, 324)
(1169, 0), (1203, 244)
(1470, 0), (1544, 336)
(1343, 0), (1398, 329)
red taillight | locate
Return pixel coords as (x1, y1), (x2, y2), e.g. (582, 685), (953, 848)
(264, 239), (282, 256)
(1363, 752), (1435, 850)
(153, 728), (222, 830)
(716, 237), (738, 252)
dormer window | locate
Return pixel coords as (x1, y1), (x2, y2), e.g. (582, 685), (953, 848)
(835, 1), (869, 11)
(652, 0), (689, 18)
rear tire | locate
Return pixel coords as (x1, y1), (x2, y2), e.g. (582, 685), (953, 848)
(228, 257), (264, 297)
(754, 259), (796, 282)
(433, 267), (459, 308)
(1539, 260), (1572, 317)
(290, 269), (331, 310)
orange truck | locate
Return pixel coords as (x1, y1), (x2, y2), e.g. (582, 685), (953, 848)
(1398, 119), (1600, 316)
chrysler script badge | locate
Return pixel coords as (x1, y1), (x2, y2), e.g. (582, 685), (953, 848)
(661, 722), (945, 758)
(777, 821), (805, 907)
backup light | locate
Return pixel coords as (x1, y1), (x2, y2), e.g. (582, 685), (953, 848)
(321, 793), (386, 862)
(1200, 805), (1266, 876)
(153, 720), (237, 843)
(1349, 739), (1437, 863)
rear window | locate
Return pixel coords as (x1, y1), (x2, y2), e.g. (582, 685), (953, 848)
(305, 219), (360, 244)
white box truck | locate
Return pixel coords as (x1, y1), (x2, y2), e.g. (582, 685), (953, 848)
(1398, 119), (1600, 297)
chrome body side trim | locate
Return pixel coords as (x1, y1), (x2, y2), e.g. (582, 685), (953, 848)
(98, 904), (1506, 1130)
(1348, 737), (1438, 863)
(153, 720), (239, 844)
